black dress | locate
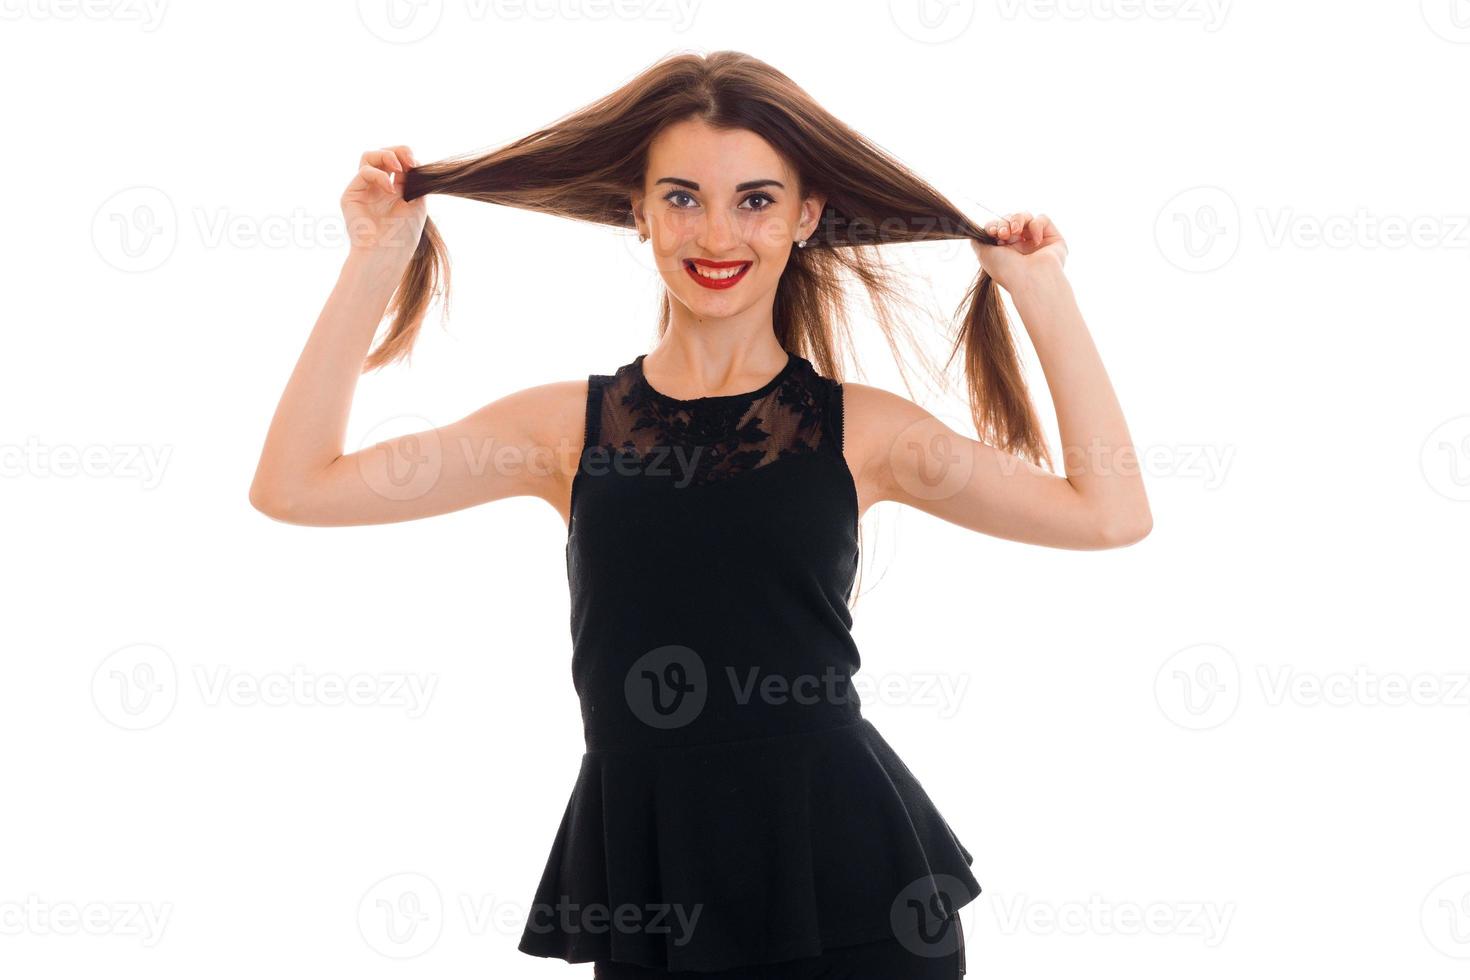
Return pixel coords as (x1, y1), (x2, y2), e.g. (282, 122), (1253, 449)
(517, 349), (978, 977)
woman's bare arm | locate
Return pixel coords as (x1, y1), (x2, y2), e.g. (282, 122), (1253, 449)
(248, 146), (581, 527)
(249, 371), (584, 527)
(849, 213), (1152, 550)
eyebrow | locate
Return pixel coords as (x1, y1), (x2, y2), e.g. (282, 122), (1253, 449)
(654, 177), (786, 192)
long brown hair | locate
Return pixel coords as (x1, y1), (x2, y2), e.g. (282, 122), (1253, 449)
(391, 51), (1058, 605)
(386, 49), (1052, 474)
(390, 52), (1058, 606)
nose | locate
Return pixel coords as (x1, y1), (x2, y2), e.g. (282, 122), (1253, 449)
(695, 205), (742, 254)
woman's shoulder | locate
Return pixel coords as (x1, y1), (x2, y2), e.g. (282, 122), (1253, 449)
(836, 379), (969, 496)
(465, 377), (593, 485)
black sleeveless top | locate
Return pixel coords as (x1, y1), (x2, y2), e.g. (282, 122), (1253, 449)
(517, 349), (979, 973)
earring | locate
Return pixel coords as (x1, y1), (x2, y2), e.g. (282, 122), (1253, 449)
(638, 232), (647, 243)
(796, 239), (807, 248)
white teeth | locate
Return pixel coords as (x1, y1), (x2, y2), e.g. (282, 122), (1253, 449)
(691, 263), (746, 280)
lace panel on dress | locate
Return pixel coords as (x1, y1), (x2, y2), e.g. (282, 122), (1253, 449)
(590, 353), (831, 488)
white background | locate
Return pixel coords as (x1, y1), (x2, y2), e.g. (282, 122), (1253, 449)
(3, 1), (1468, 977)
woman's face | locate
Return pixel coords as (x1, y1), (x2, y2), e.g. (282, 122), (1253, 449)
(632, 118), (825, 320)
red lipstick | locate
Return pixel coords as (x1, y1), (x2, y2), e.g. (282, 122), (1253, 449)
(684, 258), (752, 290)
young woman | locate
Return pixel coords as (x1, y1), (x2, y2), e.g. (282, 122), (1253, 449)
(250, 51), (1150, 980)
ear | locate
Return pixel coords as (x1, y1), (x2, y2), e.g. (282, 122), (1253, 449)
(801, 192), (827, 240)
(629, 188), (647, 238)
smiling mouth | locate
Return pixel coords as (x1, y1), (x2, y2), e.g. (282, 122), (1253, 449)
(685, 259), (752, 289)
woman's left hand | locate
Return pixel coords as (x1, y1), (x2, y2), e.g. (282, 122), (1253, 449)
(971, 212), (1068, 292)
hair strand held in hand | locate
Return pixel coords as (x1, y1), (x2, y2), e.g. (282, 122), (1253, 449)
(377, 50), (1053, 471)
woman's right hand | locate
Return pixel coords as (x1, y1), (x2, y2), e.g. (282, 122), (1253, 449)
(340, 145), (427, 260)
